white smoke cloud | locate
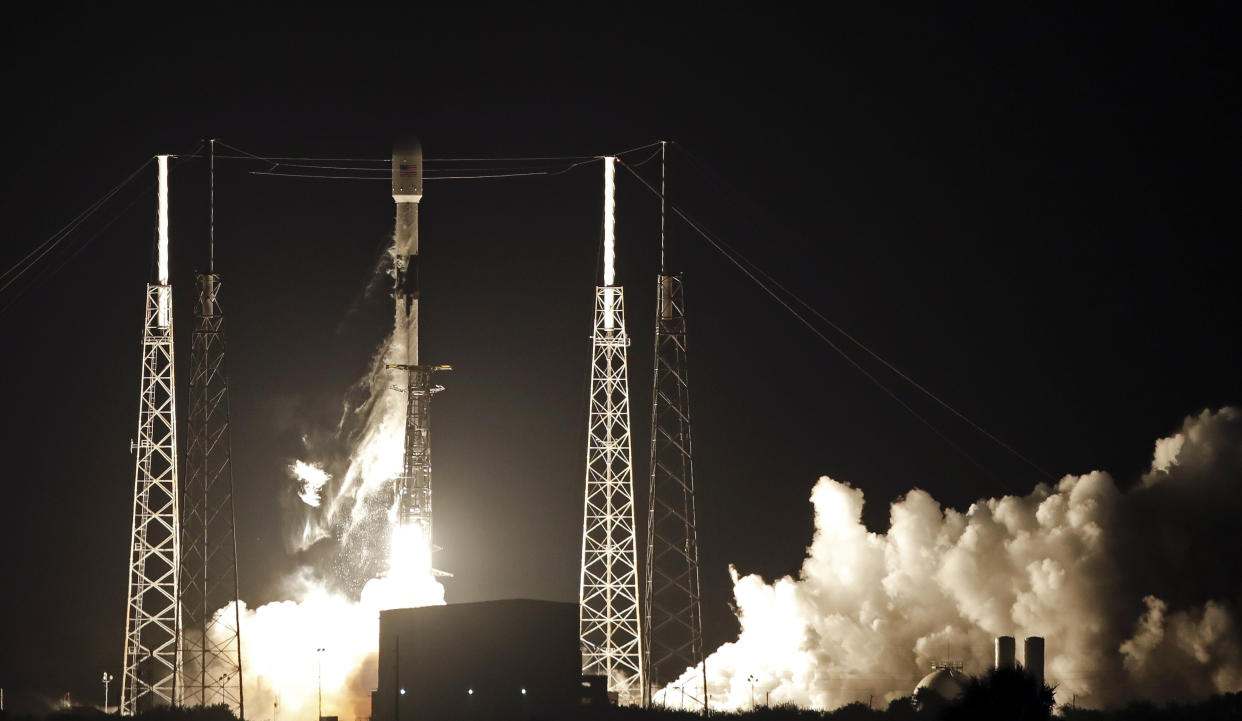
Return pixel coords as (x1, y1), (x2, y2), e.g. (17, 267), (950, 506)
(291, 460), (331, 508)
(217, 325), (444, 719)
(224, 567), (443, 721)
(657, 407), (1242, 712)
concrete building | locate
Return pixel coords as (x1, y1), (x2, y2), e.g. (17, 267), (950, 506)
(372, 599), (602, 721)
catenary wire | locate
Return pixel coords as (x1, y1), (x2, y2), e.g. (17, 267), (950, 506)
(618, 158), (1037, 490)
(251, 157), (599, 182)
(2, 144), (201, 314)
(0, 179), (154, 317)
(671, 143), (1053, 480)
(1, 157), (154, 291)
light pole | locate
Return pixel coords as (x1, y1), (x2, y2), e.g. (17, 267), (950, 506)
(102, 672), (113, 713)
(316, 648), (326, 721)
(746, 674), (758, 710)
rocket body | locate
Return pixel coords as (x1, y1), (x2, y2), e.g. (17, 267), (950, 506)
(392, 137), (423, 366)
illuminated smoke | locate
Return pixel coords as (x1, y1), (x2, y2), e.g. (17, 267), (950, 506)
(291, 460), (331, 508)
(217, 327), (443, 718)
(656, 407), (1242, 711)
(222, 567), (442, 721)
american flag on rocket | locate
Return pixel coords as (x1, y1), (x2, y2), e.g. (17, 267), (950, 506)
(399, 163), (418, 176)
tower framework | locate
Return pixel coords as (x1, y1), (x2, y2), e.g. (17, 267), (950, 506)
(122, 156), (180, 714)
(643, 273), (705, 707)
(386, 361), (450, 573)
(580, 287), (643, 705)
(180, 272), (244, 714)
(579, 155), (643, 705)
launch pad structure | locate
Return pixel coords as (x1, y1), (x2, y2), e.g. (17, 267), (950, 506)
(110, 136), (709, 716)
(643, 145), (706, 707)
(180, 142), (244, 715)
(121, 156), (181, 714)
(644, 272), (705, 706)
(579, 158), (645, 705)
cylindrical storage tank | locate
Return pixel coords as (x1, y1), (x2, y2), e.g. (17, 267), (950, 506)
(994, 636), (1016, 669)
(1024, 636), (1045, 686)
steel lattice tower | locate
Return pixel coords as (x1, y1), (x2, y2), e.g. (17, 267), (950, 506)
(642, 144), (706, 708)
(580, 158), (644, 705)
(180, 142), (244, 716)
(122, 156), (181, 714)
(180, 271), (245, 711)
(643, 273), (705, 706)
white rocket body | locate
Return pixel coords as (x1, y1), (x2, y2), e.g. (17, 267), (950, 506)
(392, 137), (423, 366)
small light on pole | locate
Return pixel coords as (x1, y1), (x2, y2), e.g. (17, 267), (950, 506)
(746, 674), (758, 710)
(102, 670), (114, 709)
(316, 648), (326, 721)
(101, 670), (113, 709)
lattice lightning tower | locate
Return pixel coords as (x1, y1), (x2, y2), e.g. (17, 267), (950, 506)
(580, 157), (644, 705)
(643, 273), (705, 706)
(180, 142), (244, 714)
(122, 156), (181, 714)
(643, 145), (706, 708)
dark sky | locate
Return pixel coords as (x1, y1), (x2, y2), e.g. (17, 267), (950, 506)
(1, 3), (1238, 712)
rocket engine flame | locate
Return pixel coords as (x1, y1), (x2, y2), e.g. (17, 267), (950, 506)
(656, 407), (1242, 712)
(205, 325), (444, 719)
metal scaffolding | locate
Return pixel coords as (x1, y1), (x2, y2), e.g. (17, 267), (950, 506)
(580, 286), (644, 705)
(180, 271), (244, 715)
(579, 155), (643, 706)
(122, 156), (180, 715)
(643, 273), (705, 707)
(386, 361), (451, 570)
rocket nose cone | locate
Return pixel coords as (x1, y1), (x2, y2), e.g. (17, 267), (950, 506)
(394, 135), (422, 163)
(393, 135), (423, 200)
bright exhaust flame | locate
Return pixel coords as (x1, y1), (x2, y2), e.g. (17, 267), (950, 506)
(199, 326), (444, 719)
(220, 506), (444, 721)
(654, 407), (1242, 712)
(389, 522), (432, 578)
(227, 548), (444, 721)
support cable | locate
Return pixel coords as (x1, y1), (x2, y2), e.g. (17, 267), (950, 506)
(673, 144), (1053, 480)
(618, 160), (1049, 487)
(1, 157), (154, 292)
(0, 181), (152, 317)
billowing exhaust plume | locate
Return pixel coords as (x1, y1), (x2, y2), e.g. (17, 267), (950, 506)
(194, 324), (445, 719)
(291, 460), (330, 508)
(657, 407), (1242, 711)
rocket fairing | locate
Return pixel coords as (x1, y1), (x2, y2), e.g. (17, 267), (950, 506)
(392, 136), (423, 202)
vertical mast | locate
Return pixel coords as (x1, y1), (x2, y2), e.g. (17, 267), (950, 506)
(644, 144), (706, 709)
(122, 155), (181, 714)
(579, 157), (644, 705)
(181, 139), (245, 716)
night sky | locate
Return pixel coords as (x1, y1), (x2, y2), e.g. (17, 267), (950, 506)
(1, 4), (1238, 712)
